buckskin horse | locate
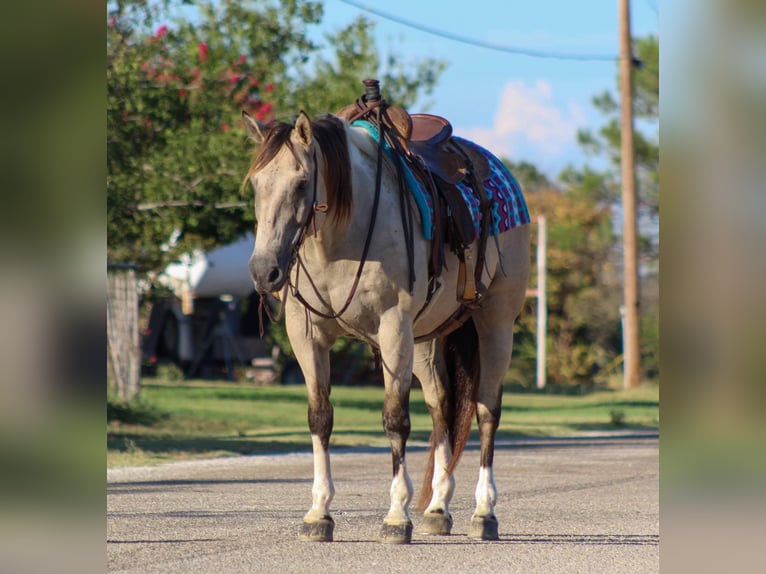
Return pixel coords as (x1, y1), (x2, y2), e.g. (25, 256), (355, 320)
(242, 85), (530, 543)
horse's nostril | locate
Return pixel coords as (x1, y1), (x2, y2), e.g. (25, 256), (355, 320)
(267, 267), (281, 284)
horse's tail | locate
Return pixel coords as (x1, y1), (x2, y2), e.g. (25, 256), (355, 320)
(417, 318), (480, 512)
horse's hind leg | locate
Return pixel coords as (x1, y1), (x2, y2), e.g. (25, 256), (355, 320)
(470, 229), (530, 540)
(468, 304), (515, 540)
(412, 338), (455, 535)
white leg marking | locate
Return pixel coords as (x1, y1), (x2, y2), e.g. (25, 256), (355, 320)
(304, 435), (335, 522)
(385, 460), (414, 524)
(473, 465), (497, 518)
(424, 440), (455, 515)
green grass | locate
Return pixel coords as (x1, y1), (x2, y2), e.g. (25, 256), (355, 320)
(107, 380), (658, 467)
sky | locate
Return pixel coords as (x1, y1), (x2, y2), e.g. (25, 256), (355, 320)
(313, 0), (659, 177)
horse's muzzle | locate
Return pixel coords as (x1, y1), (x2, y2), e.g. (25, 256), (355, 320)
(249, 255), (288, 294)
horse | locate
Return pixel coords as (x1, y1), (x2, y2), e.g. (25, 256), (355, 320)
(242, 109), (530, 543)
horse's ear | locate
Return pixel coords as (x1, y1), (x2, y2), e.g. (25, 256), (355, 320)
(242, 110), (266, 144)
(293, 110), (313, 147)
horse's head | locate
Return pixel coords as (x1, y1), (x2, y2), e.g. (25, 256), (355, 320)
(243, 111), (320, 294)
(243, 111), (353, 294)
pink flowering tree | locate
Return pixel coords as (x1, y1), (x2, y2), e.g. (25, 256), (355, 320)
(108, 0), (444, 271)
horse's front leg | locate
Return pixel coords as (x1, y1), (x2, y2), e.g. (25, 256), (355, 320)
(377, 312), (415, 544)
(286, 313), (336, 542)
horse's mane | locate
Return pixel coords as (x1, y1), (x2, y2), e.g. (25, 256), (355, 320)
(245, 115), (352, 225)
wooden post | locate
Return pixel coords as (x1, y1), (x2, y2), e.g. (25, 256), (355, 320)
(107, 264), (141, 400)
(618, 0), (641, 388)
(536, 215), (548, 390)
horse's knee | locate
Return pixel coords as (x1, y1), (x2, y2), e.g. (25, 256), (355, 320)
(308, 400), (333, 448)
(382, 401), (411, 441)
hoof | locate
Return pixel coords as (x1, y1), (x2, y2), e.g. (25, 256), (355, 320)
(468, 515), (499, 540)
(416, 512), (453, 536)
(299, 516), (334, 542)
(378, 521), (413, 544)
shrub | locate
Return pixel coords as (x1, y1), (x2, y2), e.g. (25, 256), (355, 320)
(107, 397), (169, 426)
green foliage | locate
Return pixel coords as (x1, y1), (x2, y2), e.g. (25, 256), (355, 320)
(107, 0), (445, 272)
(574, 35), (659, 217)
(609, 409), (626, 427)
(552, 34), (660, 385)
(288, 16), (446, 115)
(503, 159), (551, 193)
(633, 37), (659, 117)
(155, 361), (184, 381)
(641, 305), (659, 379)
(515, 186), (621, 389)
(107, 396), (169, 426)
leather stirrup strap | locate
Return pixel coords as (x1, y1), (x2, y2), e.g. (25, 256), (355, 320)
(457, 251), (478, 303)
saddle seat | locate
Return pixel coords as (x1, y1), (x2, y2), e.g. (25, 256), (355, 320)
(396, 112), (491, 186)
(408, 114), (464, 185)
(410, 113), (452, 145)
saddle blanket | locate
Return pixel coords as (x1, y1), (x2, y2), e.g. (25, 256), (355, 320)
(353, 121), (530, 241)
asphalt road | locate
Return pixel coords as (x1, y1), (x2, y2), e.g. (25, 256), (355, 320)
(107, 432), (658, 573)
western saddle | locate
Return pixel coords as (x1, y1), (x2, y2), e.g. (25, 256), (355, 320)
(337, 79), (494, 310)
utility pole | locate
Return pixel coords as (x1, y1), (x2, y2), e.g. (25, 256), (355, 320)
(618, 0), (641, 388)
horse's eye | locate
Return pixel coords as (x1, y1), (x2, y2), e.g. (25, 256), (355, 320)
(296, 180), (309, 193)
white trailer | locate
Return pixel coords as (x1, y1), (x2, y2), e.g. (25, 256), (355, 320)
(143, 234), (281, 381)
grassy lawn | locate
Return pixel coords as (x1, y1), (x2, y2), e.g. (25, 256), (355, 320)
(107, 380), (658, 468)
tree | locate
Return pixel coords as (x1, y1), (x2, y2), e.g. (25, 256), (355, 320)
(292, 16), (446, 114)
(502, 159), (551, 194)
(107, 0), (445, 271)
(576, 35), (658, 213)
(574, 35), (659, 256)
(511, 185), (621, 390)
(559, 34), (659, 382)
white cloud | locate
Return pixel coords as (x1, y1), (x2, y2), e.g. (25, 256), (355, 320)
(454, 80), (586, 172)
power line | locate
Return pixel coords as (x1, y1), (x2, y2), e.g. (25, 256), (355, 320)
(338, 0), (618, 62)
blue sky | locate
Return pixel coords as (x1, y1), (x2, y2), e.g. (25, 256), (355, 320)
(314, 0), (658, 177)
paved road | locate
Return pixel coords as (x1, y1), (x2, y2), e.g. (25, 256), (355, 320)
(107, 432), (658, 573)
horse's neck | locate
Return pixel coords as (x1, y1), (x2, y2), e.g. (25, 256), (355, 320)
(297, 136), (420, 306)
(305, 141), (379, 260)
